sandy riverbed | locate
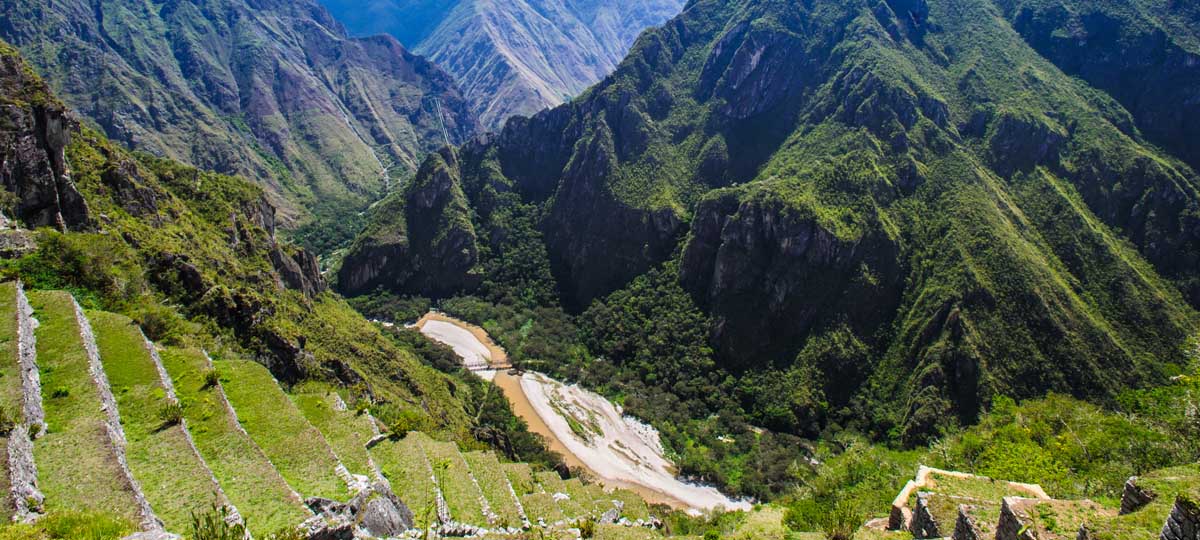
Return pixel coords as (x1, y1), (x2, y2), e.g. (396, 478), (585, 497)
(415, 313), (748, 514)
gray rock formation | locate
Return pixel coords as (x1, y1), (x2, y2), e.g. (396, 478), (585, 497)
(304, 482), (414, 538)
(0, 55), (91, 231)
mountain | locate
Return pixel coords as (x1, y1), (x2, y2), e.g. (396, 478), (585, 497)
(340, 0), (1200, 444)
(0, 0), (478, 232)
(319, 0), (685, 130)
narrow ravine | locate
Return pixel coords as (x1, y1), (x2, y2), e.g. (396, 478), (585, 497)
(416, 313), (750, 514)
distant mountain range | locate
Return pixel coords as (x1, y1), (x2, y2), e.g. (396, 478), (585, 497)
(0, 0), (477, 227)
(319, 0), (685, 130)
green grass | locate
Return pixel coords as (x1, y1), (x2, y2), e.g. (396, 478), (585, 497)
(563, 478), (611, 516)
(1085, 464), (1200, 540)
(158, 348), (308, 534)
(290, 386), (377, 479)
(728, 506), (787, 540)
(611, 489), (651, 522)
(520, 493), (565, 524)
(27, 291), (140, 521)
(593, 524), (661, 540)
(421, 437), (487, 525)
(0, 509), (136, 540)
(369, 434), (437, 529)
(87, 311), (221, 531)
(503, 462), (538, 495)
(536, 471), (586, 518)
(0, 282), (19, 519)
(463, 451), (526, 528)
(215, 359), (347, 501)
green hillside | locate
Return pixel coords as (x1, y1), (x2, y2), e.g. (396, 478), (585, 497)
(338, 0), (1200, 501)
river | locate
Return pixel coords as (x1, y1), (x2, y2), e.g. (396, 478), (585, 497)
(415, 312), (751, 514)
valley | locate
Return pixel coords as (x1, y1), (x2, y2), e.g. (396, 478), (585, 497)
(0, 0), (1196, 538)
(416, 313), (750, 514)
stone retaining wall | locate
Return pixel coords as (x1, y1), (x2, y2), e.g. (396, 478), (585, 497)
(1160, 496), (1199, 540)
(74, 299), (162, 531)
(9, 283), (44, 521)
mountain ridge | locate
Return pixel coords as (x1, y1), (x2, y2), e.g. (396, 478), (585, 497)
(340, 0), (1200, 445)
(0, 0), (478, 231)
(320, 0), (685, 130)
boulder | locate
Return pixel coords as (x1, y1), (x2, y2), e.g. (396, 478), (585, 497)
(305, 482), (414, 539)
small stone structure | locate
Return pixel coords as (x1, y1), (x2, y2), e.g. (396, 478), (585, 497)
(888, 466), (1048, 532)
(1123, 476), (1158, 515)
(1161, 496), (1200, 540)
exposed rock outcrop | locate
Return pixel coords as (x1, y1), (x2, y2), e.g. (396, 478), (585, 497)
(337, 149), (479, 298)
(304, 482), (414, 539)
(542, 120), (685, 308)
(0, 49), (91, 231)
(680, 189), (901, 368)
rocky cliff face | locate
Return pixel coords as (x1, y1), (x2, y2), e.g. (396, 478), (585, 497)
(679, 189), (902, 366)
(337, 148), (479, 298)
(0, 45), (90, 231)
(320, 0), (684, 130)
(0, 0), (477, 227)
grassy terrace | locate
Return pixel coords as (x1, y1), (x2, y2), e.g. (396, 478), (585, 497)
(88, 311), (220, 531)
(564, 478), (611, 516)
(611, 489), (651, 522)
(463, 451), (525, 527)
(594, 525), (662, 540)
(536, 471), (586, 518)
(216, 359), (347, 501)
(291, 386), (376, 479)
(27, 291), (139, 521)
(422, 437), (487, 525)
(520, 493), (565, 524)
(1087, 464), (1200, 540)
(1013, 499), (1115, 540)
(503, 462), (537, 495)
(159, 348), (308, 534)
(371, 434), (437, 529)
(0, 283), (19, 518)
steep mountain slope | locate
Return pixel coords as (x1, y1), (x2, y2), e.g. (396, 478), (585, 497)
(320, 0), (684, 129)
(0, 38), (474, 438)
(0, 0), (477, 228)
(342, 0), (1200, 443)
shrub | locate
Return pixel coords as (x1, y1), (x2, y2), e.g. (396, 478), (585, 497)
(157, 401), (183, 427)
(0, 406), (15, 436)
(820, 500), (861, 540)
(190, 504), (247, 540)
(202, 369), (221, 389)
(578, 518), (595, 539)
(50, 387), (69, 399)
